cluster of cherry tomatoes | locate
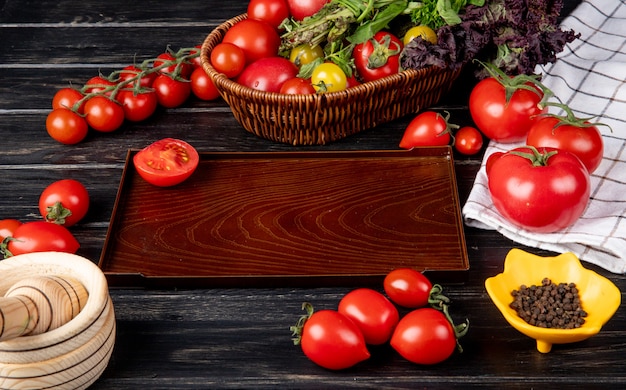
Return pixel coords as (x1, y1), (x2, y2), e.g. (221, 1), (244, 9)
(0, 179), (89, 259)
(291, 268), (468, 370)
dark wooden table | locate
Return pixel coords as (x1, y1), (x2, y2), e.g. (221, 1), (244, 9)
(3, 0), (625, 388)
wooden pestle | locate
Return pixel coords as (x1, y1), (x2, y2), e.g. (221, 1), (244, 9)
(0, 275), (89, 341)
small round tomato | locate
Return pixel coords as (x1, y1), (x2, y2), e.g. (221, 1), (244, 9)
(338, 288), (399, 345)
(153, 52), (192, 78)
(210, 42), (246, 78)
(84, 75), (116, 95)
(190, 67), (221, 100)
(52, 88), (85, 113)
(353, 31), (403, 82)
(391, 308), (458, 365)
(247, 0), (290, 29)
(46, 108), (89, 145)
(399, 111), (453, 148)
(152, 74), (192, 108)
(0, 219), (22, 241)
(287, 0), (329, 20)
(403, 25), (438, 45)
(279, 77), (316, 94)
(117, 90), (158, 122)
(4, 221), (79, 257)
(384, 268), (433, 308)
(118, 65), (157, 89)
(289, 44), (324, 67)
(237, 57), (298, 93)
(39, 179), (90, 227)
(188, 45), (203, 69)
(454, 126), (484, 156)
(84, 96), (125, 132)
(311, 62), (347, 93)
(222, 19), (281, 64)
(133, 138), (199, 187)
(293, 303), (370, 370)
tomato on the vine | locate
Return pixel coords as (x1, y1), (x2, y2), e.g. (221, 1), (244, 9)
(384, 268), (433, 308)
(152, 74), (192, 108)
(279, 77), (316, 94)
(454, 126), (484, 156)
(488, 146), (591, 232)
(117, 90), (158, 122)
(118, 65), (157, 89)
(52, 88), (85, 113)
(39, 179), (90, 227)
(3, 221), (79, 258)
(287, 0), (329, 21)
(353, 31), (403, 82)
(222, 19), (281, 64)
(133, 138), (199, 187)
(210, 42), (246, 79)
(291, 303), (370, 370)
(0, 219), (22, 241)
(338, 288), (399, 345)
(153, 52), (192, 78)
(399, 111), (454, 149)
(311, 62), (347, 93)
(247, 0), (290, 30)
(190, 67), (221, 100)
(46, 108), (89, 145)
(84, 75), (116, 95)
(188, 45), (203, 69)
(237, 57), (298, 93)
(84, 96), (125, 132)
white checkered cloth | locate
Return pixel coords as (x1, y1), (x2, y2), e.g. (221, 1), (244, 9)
(462, 0), (626, 273)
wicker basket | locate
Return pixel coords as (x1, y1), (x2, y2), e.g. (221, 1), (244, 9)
(201, 14), (462, 145)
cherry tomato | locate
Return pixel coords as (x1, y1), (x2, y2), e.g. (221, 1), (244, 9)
(289, 44), (324, 67)
(0, 219), (22, 241)
(117, 90), (158, 122)
(527, 116), (603, 174)
(237, 57), (298, 93)
(52, 88), (85, 113)
(403, 25), (437, 45)
(311, 62), (347, 93)
(338, 288), (399, 345)
(84, 96), (125, 132)
(391, 308), (458, 365)
(46, 108), (89, 145)
(287, 0), (329, 20)
(133, 138), (200, 187)
(152, 74), (192, 108)
(153, 52), (192, 78)
(39, 179), (90, 227)
(188, 45), (203, 69)
(454, 126), (484, 156)
(399, 111), (453, 148)
(469, 77), (546, 143)
(118, 65), (157, 89)
(279, 77), (316, 94)
(210, 42), (246, 79)
(488, 146), (591, 232)
(247, 0), (290, 30)
(222, 19), (281, 64)
(383, 268), (433, 308)
(190, 67), (221, 100)
(84, 75), (116, 95)
(293, 303), (370, 370)
(353, 31), (403, 82)
(4, 221), (79, 257)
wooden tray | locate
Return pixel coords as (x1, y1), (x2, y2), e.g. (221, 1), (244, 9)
(98, 148), (469, 288)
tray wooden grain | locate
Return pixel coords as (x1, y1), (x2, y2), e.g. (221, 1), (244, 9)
(99, 148), (469, 287)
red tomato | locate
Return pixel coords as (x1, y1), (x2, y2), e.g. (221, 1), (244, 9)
(117, 90), (158, 122)
(287, 0), (329, 20)
(237, 57), (298, 93)
(188, 45), (203, 69)
(210, 42), (246, 78)
(5, 221), (79, 257)
(222, 19), (281, 64)
(526, 116), (603, 174)
(485, 151), (504, 176)
(294, 304), (370, 370)
(84, 75), (116, 95)
(39, 179), (90, 227)
(153, 52), (192, 78)
(133, 138), (199, 187)
(391, 308), (458, 365)
(84, 96), (125, 132)
(383, 268), (433, 308)
(118, 65), (157, 89)
(399, 111), (453, 148)
(247, 0), (290, 29)
(353, 31), (403, 82)
(190, 67), (221, 101)
(469, 77), (546, 143)
(52, 88), (85, 113)
(46, 108), (89, 145)
(488, 146), (591, 232)
(279, 77), (316, 94)
(152, 74), (192, 108)
(454, 126), (484, 156)
(0, 219), (22, 241)
(338, 288), (399, 345)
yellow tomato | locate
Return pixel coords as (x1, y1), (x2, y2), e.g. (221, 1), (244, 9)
(311, 63), (347, 93)
(289, 44), (324, 67)
(403, 25), (438, 45)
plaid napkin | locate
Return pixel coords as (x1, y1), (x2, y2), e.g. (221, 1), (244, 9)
(462, 0), (626, 273)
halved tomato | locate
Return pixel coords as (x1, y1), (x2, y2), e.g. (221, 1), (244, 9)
(133, 138), (199, 187)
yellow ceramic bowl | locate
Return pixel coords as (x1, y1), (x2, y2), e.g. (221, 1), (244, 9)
(485, 248), (621, 353)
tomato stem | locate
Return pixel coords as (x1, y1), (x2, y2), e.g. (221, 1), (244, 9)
(44, 201), (73, 225)
(428, 284), (469, 353)
(290, 302), (315, 346)
(509, 145), (558, 167)
(0, 237), (16, 258)
(539, 102), (612, 132)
